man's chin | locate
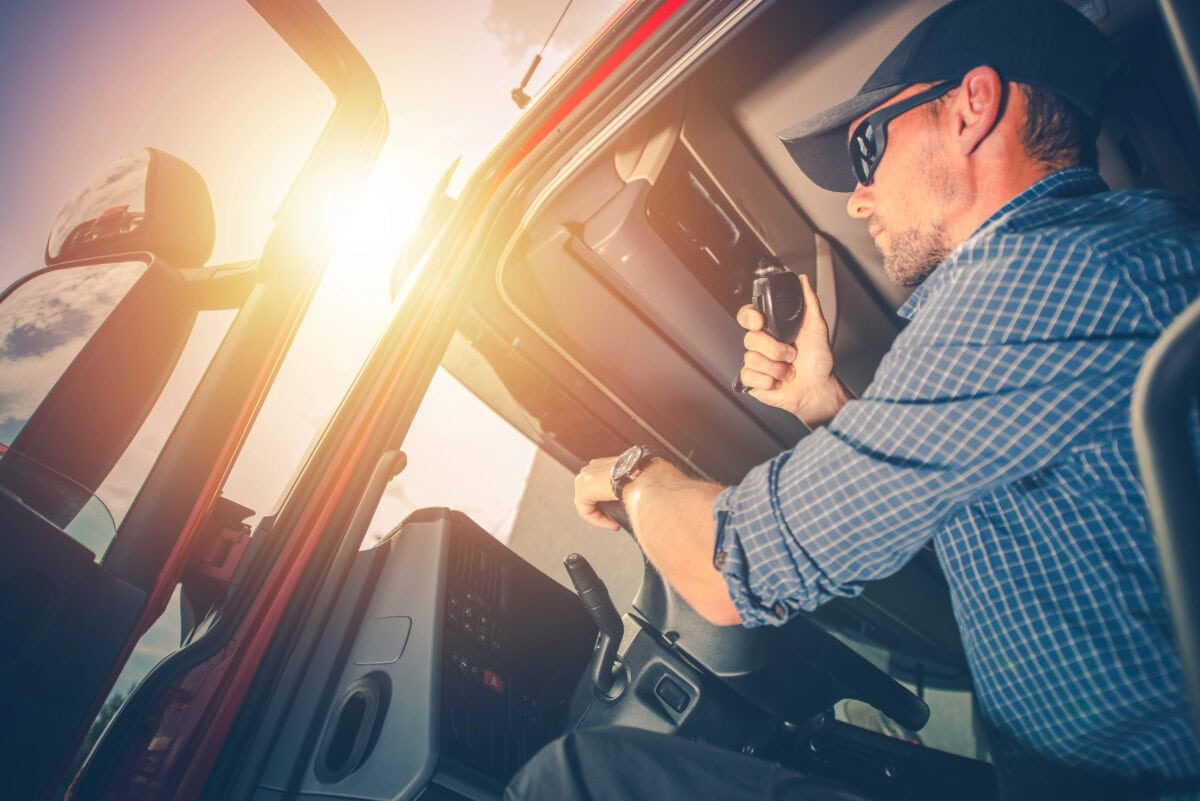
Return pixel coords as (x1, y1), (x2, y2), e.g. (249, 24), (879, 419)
(881, 228), (949, 287)
(883, 254), (934, 287)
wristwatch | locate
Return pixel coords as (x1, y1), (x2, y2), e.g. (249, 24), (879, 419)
(610, 444), (666, 501)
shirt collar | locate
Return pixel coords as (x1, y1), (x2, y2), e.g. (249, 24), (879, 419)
(897, 167), (1109, 320)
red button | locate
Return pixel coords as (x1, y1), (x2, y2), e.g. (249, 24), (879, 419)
(483, 670), (505, 693)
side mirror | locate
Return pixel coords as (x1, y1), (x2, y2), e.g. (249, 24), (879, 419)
(1, 148), (250, 528)
(0, 257), (196, 526)
(44, 148), (215, 269)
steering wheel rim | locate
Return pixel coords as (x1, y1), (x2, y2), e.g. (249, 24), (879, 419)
(597, 500), (930, 732)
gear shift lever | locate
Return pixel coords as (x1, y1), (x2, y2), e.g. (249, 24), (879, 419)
(564, 553), (625, 698)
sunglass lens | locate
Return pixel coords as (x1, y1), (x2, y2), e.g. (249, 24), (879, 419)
(850, 122), (876, 185)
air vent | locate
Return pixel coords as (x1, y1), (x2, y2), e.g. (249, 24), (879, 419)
(451, 537), (503, 607)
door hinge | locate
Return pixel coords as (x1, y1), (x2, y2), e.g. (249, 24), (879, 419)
(183, 496), (254, 606)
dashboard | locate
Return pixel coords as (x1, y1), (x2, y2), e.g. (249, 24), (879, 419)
(250, 509), (995, 801)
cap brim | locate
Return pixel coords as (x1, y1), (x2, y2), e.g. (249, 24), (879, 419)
(778, 84), (905, 193)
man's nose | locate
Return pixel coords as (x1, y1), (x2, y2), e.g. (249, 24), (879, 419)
(846, 185), (872, 219)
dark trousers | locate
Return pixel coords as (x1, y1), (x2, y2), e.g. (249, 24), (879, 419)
(507, 726), (1200, 801)
(504, 726), (871, 801)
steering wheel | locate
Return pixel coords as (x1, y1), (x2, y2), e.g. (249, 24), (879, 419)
(597, 501), (930, 732)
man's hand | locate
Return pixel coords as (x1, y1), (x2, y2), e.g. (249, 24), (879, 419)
(573, 456), (739, 625)
(574, 457), (622, 531)
(737, 274), (850, 428)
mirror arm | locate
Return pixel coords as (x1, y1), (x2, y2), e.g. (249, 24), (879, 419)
(179, 260), (259, 311)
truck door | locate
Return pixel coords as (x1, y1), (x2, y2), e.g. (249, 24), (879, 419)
(52, 3), (707, 800)
(0, 2), (387, 798)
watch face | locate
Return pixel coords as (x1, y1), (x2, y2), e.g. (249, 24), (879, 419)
(613, 445), (644, 480)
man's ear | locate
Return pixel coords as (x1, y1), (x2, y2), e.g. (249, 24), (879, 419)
(953, 65), (1004, 157)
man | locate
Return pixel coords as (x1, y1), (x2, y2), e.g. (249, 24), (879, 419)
(510, 0), (1200, 798)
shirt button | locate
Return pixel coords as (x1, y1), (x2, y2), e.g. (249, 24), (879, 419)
(713, 550), (727, 569)
(774, 603), (787, 620)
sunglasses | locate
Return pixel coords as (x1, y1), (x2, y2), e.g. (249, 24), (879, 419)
(848, 81), (957, 187)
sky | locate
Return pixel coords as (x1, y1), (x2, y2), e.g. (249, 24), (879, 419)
(0, 0), (622, 281)
(0, 0), (626, 700)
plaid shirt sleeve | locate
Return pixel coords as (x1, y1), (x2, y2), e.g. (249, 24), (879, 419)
(712, 362), (1142, 627)
(711, 169), (1199, 628)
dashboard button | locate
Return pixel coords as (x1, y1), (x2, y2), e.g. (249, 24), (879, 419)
(654, 676), (690, 713)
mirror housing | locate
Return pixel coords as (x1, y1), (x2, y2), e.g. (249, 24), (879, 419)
(45, 148), (215, 269)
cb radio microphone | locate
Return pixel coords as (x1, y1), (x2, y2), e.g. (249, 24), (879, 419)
(733, 258), (805, 393)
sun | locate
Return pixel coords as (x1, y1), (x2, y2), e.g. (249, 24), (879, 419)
(321, 152), (431, 305)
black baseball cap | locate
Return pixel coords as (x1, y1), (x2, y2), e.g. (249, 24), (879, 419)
(778, 0), (1124, 192)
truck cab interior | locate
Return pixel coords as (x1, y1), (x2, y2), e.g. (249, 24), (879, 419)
(7, 0), (1198, 800)
(204, 1), (1198, 799)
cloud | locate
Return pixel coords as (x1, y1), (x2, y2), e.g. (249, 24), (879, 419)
(1, 303), (93, 359)
(484, 0), (623, 61)
(0, 341), (84, 437)
(0, 260), (145, 436)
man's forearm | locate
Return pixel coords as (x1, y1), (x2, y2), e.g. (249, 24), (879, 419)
(623, 461), (741, 626)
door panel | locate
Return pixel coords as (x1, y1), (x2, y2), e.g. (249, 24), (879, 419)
(251, 510), (595, 800)
(0, 485), (145, 799)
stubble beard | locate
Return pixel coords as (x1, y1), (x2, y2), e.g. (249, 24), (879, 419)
(882, 223), (952, 287)
(877, 135), (957, 287)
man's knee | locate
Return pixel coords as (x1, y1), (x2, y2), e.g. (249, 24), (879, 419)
(505, 727), (628, 801)
(504, 726), (868, 801)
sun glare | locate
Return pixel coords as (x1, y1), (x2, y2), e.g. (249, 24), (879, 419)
(322, 153), (430, 303)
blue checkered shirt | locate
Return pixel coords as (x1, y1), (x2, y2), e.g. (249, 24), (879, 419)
(712, 168), (1200, 795)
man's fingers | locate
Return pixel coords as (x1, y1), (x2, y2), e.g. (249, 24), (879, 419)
(739, 365), (786, 392)
(573, 458), (622, 531)
(574, 498), (621, 531)
(744, 329), (797, 363)
(737, 304), (764, 331)
(744, 350), (794, 382)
